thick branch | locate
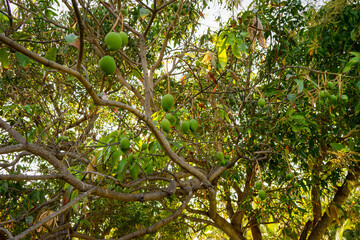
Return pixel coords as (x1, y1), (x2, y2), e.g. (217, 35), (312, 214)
(249, 214), (262, 240)
(71, 0), (84, 70)
(231, 163), (256, 227)
(0, 174), (62, 181)
(307, 166), (360, 240)
(139, 36), (153, 117)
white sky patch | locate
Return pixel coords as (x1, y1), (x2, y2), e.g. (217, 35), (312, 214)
(198, 0), (253, 34)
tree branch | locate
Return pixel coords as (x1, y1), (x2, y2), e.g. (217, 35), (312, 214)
(0, 149), (28, 168)
(0, 34), (213, 199)
(10, 187), (97, 240)
(71, 0), (85, 70)
(307, 166), (360, 240)
(0, 174), (63, 181)
(70, 232), (99, 240)
(117, 191), (193, 240)
(0, 227), (13, 238)
(1, 191), (63, 227)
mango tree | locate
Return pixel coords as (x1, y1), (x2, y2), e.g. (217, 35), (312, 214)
(0, 0), (359, 239)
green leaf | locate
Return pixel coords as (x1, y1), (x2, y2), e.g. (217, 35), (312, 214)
(218, 47), (227, 69)
(15, 52), (30, 67)
(24, 105), (31, 113)
(129, 164), (140, 180)
(80, 219), (92, 228)
(132, 68), (143, 80)
(171, 141), (182, 149)
(307, 78), (319, 89)
(239, 42), (246, 52)
(25, 215), (34, 224)
(294, 79), (304, 93)
(145, 164), (154, 175)
(71, 189), (79, 201)
(287, 94), (297, 103)
(44, 47), (57, 62)
(117, 158), (128, 173)
(330, 143), (348, 152)
(217, 38), (228, 69)
(227, 33), (235, 45)
(0, 12), (10, 22)
(0, 49), (9, 69)
(291, 115), (305, 120)
(140, 8), (150, 20)
(232, 43), (242, 58)
(72, 202), (80, 213)
(112, 147), (123, 162)
(64, 33), (77, 44)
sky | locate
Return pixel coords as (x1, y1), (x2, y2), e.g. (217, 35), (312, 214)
(198, 0), (253, 34)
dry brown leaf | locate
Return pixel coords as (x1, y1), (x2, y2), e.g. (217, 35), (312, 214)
(307, 91), (315, 107)
(248, 18), (267, 49)
(207, 72), (217, 84)
(69, 38), (80, 49)
(202, 51), (216, 67)
(85, 156), (97, 181)
(36, 210), (58, 232)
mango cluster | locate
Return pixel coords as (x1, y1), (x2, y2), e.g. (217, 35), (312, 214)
(99, 31), (129, 75)
(319, 81), (348, 106)
(160, 94), (198, 135)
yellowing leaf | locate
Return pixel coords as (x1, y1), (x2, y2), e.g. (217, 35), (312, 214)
(0, 49), (10, 69)
(202, 51), (216, 66)
(218, 47), (227, 69)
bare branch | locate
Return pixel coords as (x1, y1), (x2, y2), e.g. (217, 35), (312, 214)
(71, 0), (85, 70)
(0, 174), (63, 181)
(0, 227), (13, 238)
(307, 166), (360, 239)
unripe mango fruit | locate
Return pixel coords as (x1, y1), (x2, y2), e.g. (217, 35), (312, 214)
(180, 121), (190, 134)
(189, 119), (198, 132)
(259, 190), (266, 200)
(255, 181), (262, 190)
(161, 94), (175, 112)
(258, 98), (266, 107)
(99, 56), (116, 75)
(120, 137), (130, 150)
(216, 152), (224, 161)
(161, 118), (171, 133)
(105, 32), (122, 51)
(320, 90), (330, 98)
(329, 95), (338, 106)
(119, 31), (128, 47)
